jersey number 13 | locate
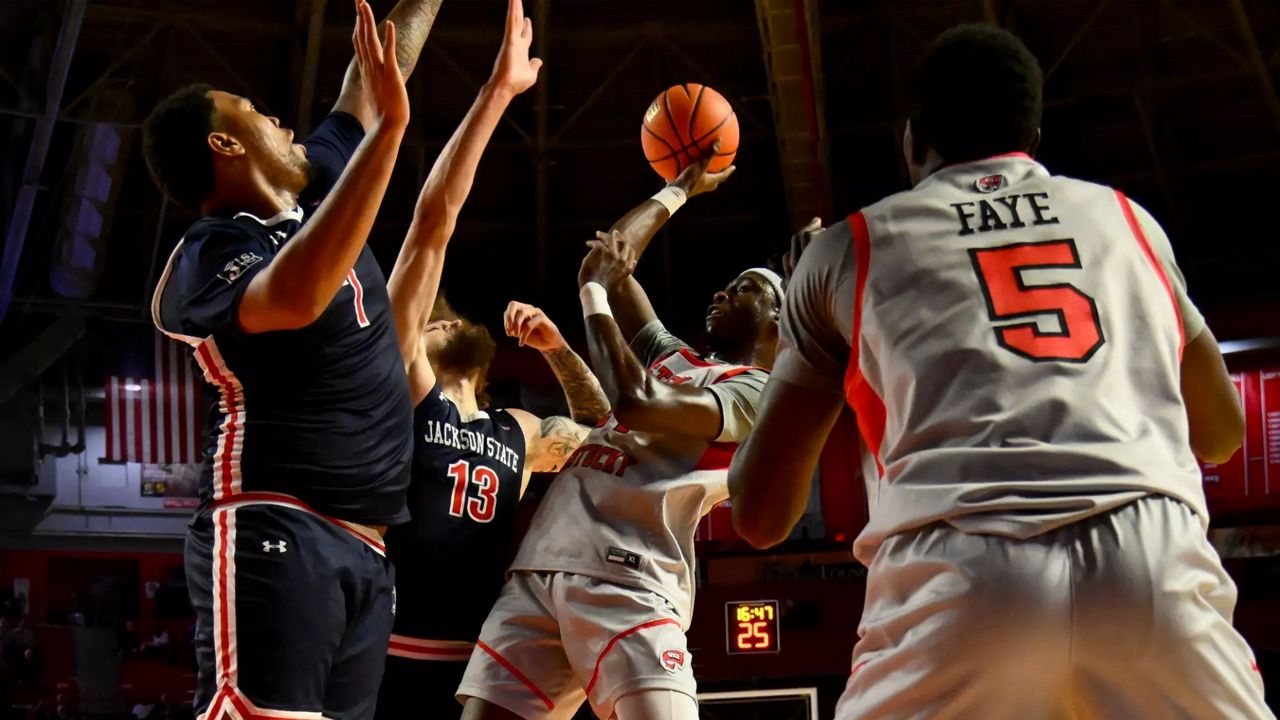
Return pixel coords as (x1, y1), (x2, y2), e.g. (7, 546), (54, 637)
(447, 460), (500, 523)
(968, 239), (1105, 363)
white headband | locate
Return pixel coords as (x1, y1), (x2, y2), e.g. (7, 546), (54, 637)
(742, 267), (785, 307)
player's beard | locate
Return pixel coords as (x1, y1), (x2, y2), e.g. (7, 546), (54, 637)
(432, 321), (496, 381)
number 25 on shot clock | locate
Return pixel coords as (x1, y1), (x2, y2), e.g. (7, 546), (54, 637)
(725, 600), (780, 655)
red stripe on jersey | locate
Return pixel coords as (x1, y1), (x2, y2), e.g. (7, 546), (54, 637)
(677, 348), (715, 368)
(694, 442), (737, 471)
(842, 211), (887, 475)
(1117, 191), (1185, 361)
(476, 640), (555, 711)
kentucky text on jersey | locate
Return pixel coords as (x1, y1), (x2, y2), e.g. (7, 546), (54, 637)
(421, 419), (521, 474)
(561, 443), (639, 477)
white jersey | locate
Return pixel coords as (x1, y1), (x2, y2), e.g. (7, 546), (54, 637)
(775, 153), (1208, 565)
(509, 322), (768, 622)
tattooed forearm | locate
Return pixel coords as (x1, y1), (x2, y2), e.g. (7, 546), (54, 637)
(542, 346), (611, 425)
(386, 0), (444, 79)
(532, 416), (591, 473)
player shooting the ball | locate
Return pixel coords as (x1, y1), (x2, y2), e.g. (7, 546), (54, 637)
(458, 148), (782, 720)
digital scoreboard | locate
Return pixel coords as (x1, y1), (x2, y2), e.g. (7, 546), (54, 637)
(725, 600), (780, 655)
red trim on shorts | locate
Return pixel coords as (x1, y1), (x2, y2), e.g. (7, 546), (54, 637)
(208, 491), (385, 556)
(585, 618), (682, 695)
(476, 640), (555, 711)
(215, 511), (234, 685)
(841, 211), (887, 475)
(1116, 190), (1185, 361)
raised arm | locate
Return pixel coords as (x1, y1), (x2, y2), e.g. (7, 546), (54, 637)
(238, 0), (408, 334)
(334, 0), (445, 128)
(388, 0), (541, 399)
(577, 233), (758, 440)
(603, 149), (735, 341)
(504, 301), (609, 425)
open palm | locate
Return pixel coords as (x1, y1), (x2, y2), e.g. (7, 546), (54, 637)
(491, 0), (543, 96)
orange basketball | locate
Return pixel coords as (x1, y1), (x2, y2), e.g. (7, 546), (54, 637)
(640, 83), (739, 181)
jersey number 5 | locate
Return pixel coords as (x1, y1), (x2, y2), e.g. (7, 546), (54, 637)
(968, 239), (1104, 362)
(448, 460), (499, 523)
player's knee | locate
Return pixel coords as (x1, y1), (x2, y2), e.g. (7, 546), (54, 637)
(612, 690), (699, 720)
(459, 696), (526, 720)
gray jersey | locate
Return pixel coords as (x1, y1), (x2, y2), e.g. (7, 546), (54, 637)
(776, 154), (1208, 564)
(509, 321), (768, 622)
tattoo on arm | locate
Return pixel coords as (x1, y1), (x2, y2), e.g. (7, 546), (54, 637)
(542, 346), (611, 425)
(387, 0), (444, 78)
(533, 416), (591, 473)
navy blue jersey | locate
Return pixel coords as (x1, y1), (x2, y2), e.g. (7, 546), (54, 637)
(385, 384), (526, 641)
(152, 112), (412, 525)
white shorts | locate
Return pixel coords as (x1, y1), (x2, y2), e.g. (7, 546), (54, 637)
(458, 571), (696, 719)
(836, 495), (1273, 720)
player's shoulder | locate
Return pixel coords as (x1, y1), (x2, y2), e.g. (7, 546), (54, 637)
(711, 364), (770, 386)
(177, 216), (271, 260)
(413, 383), (462, 423)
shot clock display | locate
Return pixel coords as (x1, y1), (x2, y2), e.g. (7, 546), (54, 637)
(725, 600), (780, 655)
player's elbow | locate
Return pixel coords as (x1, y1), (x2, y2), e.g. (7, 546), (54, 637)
(731, 503), (788, 550)
(611, 388), (655, 429)
(1191, 412), (1244, 466)
(239, 287), (326, 333)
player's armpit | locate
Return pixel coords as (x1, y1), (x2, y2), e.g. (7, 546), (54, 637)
(527, 415), (591, 471)
(1181, 327), (1244, 465)
(728, 378), (844, 549)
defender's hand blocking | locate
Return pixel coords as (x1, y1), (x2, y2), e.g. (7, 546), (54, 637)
(672, 139), (736, 199)
(352, 0), (409, 127)
(491, 0), (543, 97)
(504, 301), (566, 351)
(783, 217), (823, 290)
(579, 231), (638, 290)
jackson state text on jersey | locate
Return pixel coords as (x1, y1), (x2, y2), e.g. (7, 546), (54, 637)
(385, 385), (527, 642)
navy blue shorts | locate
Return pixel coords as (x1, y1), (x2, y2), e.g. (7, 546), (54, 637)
(186, 496), (395, 720)
(375, 645), (471, 719)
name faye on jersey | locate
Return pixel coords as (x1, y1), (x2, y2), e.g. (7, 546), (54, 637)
(422, 419), (521, 473)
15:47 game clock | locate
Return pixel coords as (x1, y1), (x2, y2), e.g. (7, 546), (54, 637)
(725, 600), (780, 655)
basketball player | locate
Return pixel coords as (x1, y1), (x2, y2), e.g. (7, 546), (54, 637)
(370, 3), (609, 714)
(728, 24), (1272, 719)
(143, 1), (443, 717)
(457, 156), (775, 720)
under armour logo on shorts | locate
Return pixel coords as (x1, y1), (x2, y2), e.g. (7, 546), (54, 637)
(262, 540), (288, 553)
(660, 649), (686, 673)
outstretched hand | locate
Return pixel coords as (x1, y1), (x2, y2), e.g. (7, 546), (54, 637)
(491, 0), (543, 97)
(579, 231), (638, 290)
(783, 217), (823, 289)
(504, 301), (566, 351)
(352, 0), (409, 128)
(671, 139), (736, 199)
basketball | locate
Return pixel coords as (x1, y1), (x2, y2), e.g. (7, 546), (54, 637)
(641, 83), (739, 181)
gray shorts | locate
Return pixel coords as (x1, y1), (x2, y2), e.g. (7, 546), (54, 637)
(837, 495), (1272, 720)
(458, 571), (696, 719)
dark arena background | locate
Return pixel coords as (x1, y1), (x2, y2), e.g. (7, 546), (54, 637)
(0, 0), (1278, 718)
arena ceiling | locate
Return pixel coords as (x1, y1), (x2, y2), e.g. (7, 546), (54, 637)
(0, 0), (1276, 399)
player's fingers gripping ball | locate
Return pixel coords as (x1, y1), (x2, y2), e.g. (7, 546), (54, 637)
(641, 83), (739, 181)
